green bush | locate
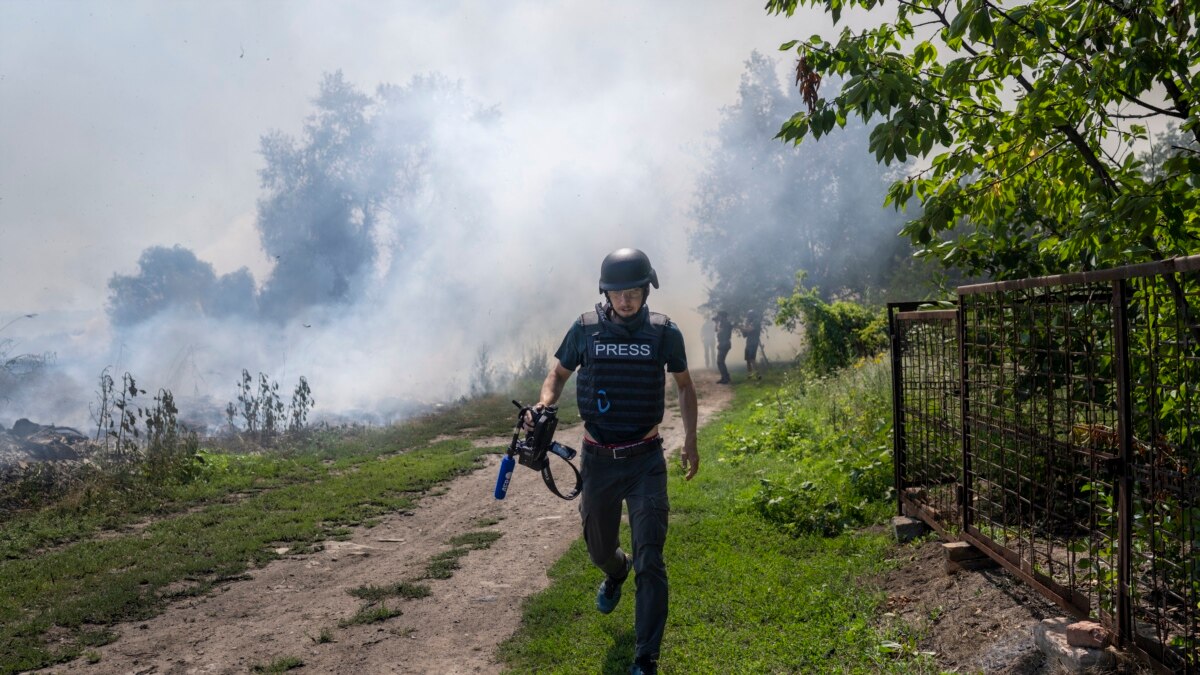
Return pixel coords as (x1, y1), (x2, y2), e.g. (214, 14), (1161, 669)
(774, 273), (887, 373)
(724, 356), (894, 537)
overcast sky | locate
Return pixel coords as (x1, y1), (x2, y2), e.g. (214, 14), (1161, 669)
(0, 1), (820, 316)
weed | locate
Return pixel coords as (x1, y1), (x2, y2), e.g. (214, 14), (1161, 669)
(473, 516), (502, 527)
(424, 548), (469, 579)
(338, 604), (402, 627)
(311, 628), (334, 644)
(448, 531), (502, 550)
(251, 655), (305, 673)
(348, 582), (431, 602)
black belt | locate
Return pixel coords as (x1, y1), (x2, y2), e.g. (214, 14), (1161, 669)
(583, 435), (663, 459)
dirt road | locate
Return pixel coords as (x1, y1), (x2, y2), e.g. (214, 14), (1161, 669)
(53, 372), (732, 674)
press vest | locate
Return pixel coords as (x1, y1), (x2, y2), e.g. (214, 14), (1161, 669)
(577, 304), (669, 429)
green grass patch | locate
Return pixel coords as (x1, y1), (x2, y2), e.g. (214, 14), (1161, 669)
(0, 438), (487, 673)
(348, 581), (432, 602)
(338, 604), (403, 627)
(500, 361), (928, 673)
(0, 379), (558, 564)
(423, 548), (470, 579)
(251, 655), (305, 673)
(448, 530), (503, 550)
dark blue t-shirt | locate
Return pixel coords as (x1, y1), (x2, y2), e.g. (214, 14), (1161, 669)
(555, 306), (687, 443)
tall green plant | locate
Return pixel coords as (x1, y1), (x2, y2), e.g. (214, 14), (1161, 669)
(775, 273), (887, 372)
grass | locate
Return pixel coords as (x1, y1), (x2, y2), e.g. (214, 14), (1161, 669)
(499, 365), (932, 674)
(349, 581), (433, 602)
(251, 655), (305, 672)
(424, 547), (470, 579)
(0, 437), (490, 673)
(338, 604), (403, 627)
(0, 389), (546, 563)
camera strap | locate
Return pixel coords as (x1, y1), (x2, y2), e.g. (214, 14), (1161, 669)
(540, 454), (582, 500)
(509, 401), (582, 501)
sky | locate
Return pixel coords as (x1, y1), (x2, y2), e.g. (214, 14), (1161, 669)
(0, 1), (826, 428)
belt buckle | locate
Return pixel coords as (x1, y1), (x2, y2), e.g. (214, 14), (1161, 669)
(611, 447), (622, 459)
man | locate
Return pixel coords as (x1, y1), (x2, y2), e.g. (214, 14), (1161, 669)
(714, 310), (733, 384)
(742, 309), (762, 380)
(700, 315), (716, 369)
(531, 247), (698, 675)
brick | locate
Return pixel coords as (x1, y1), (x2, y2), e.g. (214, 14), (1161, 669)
(943, 541), (988, 562)
(892, 516), (928, 543)
(1033, 618), (1116, 673)
(1066, 621), (1112, 649)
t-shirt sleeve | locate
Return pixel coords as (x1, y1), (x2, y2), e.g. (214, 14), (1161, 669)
(662, 321), (688, 373)
(554, 320), (585, 371)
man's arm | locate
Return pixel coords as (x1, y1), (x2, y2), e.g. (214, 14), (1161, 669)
(523, 362), (574, 431)
(672, 369), (699, 480)
(539, 362), (573, 408)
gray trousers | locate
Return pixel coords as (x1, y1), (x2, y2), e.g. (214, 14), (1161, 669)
(579, 447), (670, 661)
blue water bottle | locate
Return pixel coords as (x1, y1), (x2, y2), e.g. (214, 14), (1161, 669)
(494, 454), (516, 499)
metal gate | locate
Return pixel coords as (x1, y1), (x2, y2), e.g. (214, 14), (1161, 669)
(889, 256), (1200, 673)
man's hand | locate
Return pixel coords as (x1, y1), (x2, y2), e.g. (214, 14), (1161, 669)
(521, 404), (545, 432)
(680, 443), (699, 481)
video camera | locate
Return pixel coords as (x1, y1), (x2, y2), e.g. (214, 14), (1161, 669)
(494, 401), (581, 501)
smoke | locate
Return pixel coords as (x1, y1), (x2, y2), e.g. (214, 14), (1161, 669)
(689, 52), (919, 318)
(2, 69), (712, 431)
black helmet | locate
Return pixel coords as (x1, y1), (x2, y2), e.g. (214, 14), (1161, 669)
(599, 248), (659, 293)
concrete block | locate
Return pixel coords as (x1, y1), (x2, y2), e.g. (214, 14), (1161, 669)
(892, 515), (928, 543)
(1066, 621), (1112, 649)
(1034, 617), (1116, 673)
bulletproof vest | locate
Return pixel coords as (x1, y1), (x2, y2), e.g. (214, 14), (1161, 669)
(577, 303), (669, 428)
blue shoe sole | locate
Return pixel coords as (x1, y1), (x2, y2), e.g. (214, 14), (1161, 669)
(595, 555), (633, 614)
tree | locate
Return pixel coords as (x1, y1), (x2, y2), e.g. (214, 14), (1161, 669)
(689, 52), (917, 322)
(107, 245), (256, 325)
(766, 0), (1200, 279)
(255, 71), (497, 321)
(108, 71), (496, 326)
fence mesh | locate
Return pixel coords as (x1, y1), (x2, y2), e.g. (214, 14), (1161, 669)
(961, 283), (1120, 622)
(893, 310), (960, 533)
(1126, 274), (1200, 670)
(889, 257), (1200, 673)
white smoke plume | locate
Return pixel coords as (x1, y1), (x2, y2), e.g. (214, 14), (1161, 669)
(0, 3), (843, 431)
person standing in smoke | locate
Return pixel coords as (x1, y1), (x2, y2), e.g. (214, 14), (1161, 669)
(528, 247), (698, 675)
(714, 310), (733, 384)
(742, 309), (763, 380)
(700, 314), (716, 369)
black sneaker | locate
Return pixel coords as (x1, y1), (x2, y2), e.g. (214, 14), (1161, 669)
(595, 553), (633, 614)
(630, 656), (658, 675)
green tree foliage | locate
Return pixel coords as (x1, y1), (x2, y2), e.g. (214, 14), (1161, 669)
(766, 0), (1200, 279)
(689, 52), (916, 317)
(775, 274), (888, 373)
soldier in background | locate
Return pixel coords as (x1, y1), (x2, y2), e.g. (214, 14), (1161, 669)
(742, 309), (762, 380)
(714, 311), (732, 384)
(700, 315), (716, 369)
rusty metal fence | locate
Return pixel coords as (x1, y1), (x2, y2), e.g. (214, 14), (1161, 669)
(889, 256), (1200, 673)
